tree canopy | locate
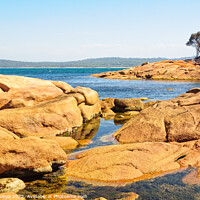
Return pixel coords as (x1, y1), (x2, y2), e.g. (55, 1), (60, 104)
(186, 31), (200, 58)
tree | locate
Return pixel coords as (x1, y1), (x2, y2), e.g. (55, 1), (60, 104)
(186, 31), (200, 58)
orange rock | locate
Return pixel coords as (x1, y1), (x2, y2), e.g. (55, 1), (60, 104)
(67, 93), (85, 104)
(118, 192), (139, 200)
(72, 86), (99, 105)
(114, 88), (200, 143)
(78, 102), (101, 121)
(51, 81), (73, 93)
(0, 137), (67, 176)
(101, 98), (115, 109)
(66, 142), (189, 182)
(100, 98), (116, 118)
(114, 98), (143, 112)
(0, 74), (57, 91)
(0, 85), (63, 109)
(91, 60), (200, 80)
(42, 136), (78, 150)
(0, 127), (19, 139)
(0, 95), (83, 137)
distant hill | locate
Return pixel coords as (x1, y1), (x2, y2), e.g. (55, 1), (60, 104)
(0, 57), (192, 68)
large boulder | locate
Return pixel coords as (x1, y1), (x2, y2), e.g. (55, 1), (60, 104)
(114, 98), (143, 112)
(66, 142), (189, 182)
(0, 75), (101, 135)
(0, 75), (67, 109)
(0, 74), (57, 91)
(0, 95), (83, 137)
(114, 88), (200, 143)
(0, 137), (67, 176)
(100, 98), (144, 119)
(0, 75), (101, 137)
(0, 85), (63, 109)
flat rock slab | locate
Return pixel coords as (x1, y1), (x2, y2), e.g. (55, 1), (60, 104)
(66, 142), (189, 182)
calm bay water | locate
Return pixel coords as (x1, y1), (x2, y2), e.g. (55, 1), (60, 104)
(1, 67), (200, 101)
(2, 68), (200, 199)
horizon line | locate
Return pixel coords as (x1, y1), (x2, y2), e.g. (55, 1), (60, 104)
(0, 56), (194, 63)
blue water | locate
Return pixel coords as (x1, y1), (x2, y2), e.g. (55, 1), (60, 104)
(1, 68), (200, 101)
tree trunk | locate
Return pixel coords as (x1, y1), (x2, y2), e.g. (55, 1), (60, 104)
(196, 47), (200, 58)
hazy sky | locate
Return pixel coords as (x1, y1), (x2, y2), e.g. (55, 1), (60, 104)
(0, 0), (200, 61)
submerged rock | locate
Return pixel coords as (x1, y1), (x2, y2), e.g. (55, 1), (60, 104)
(100, 97), (143, 122)
(114, 111), (139, 125)
(114, 88), (200, 143)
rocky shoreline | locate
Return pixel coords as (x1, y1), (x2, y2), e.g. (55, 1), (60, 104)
(91, 60), (200, 80)
(0, 73), (200, 199)
(66, 88), (200, 191)
(0, 74), (102, 198)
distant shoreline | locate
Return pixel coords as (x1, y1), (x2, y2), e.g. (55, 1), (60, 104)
(0, 57), (192, 69)
(0, 67), (129, 69)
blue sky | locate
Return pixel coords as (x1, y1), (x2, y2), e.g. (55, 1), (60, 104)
(0, 0), (200, 61)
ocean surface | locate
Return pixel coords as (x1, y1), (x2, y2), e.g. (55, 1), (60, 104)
(2, 68), (200, 199)
(1, 67), (200, 101)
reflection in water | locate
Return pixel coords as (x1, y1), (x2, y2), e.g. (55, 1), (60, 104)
(72, 117), (101, 141)
(19, 167), (200, 200)
(71, 118), (122, 154)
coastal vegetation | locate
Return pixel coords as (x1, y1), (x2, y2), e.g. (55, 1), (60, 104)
(186, 31), (200, 58)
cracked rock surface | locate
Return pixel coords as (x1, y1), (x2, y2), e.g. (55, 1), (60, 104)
(113, 88), (200, 143)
